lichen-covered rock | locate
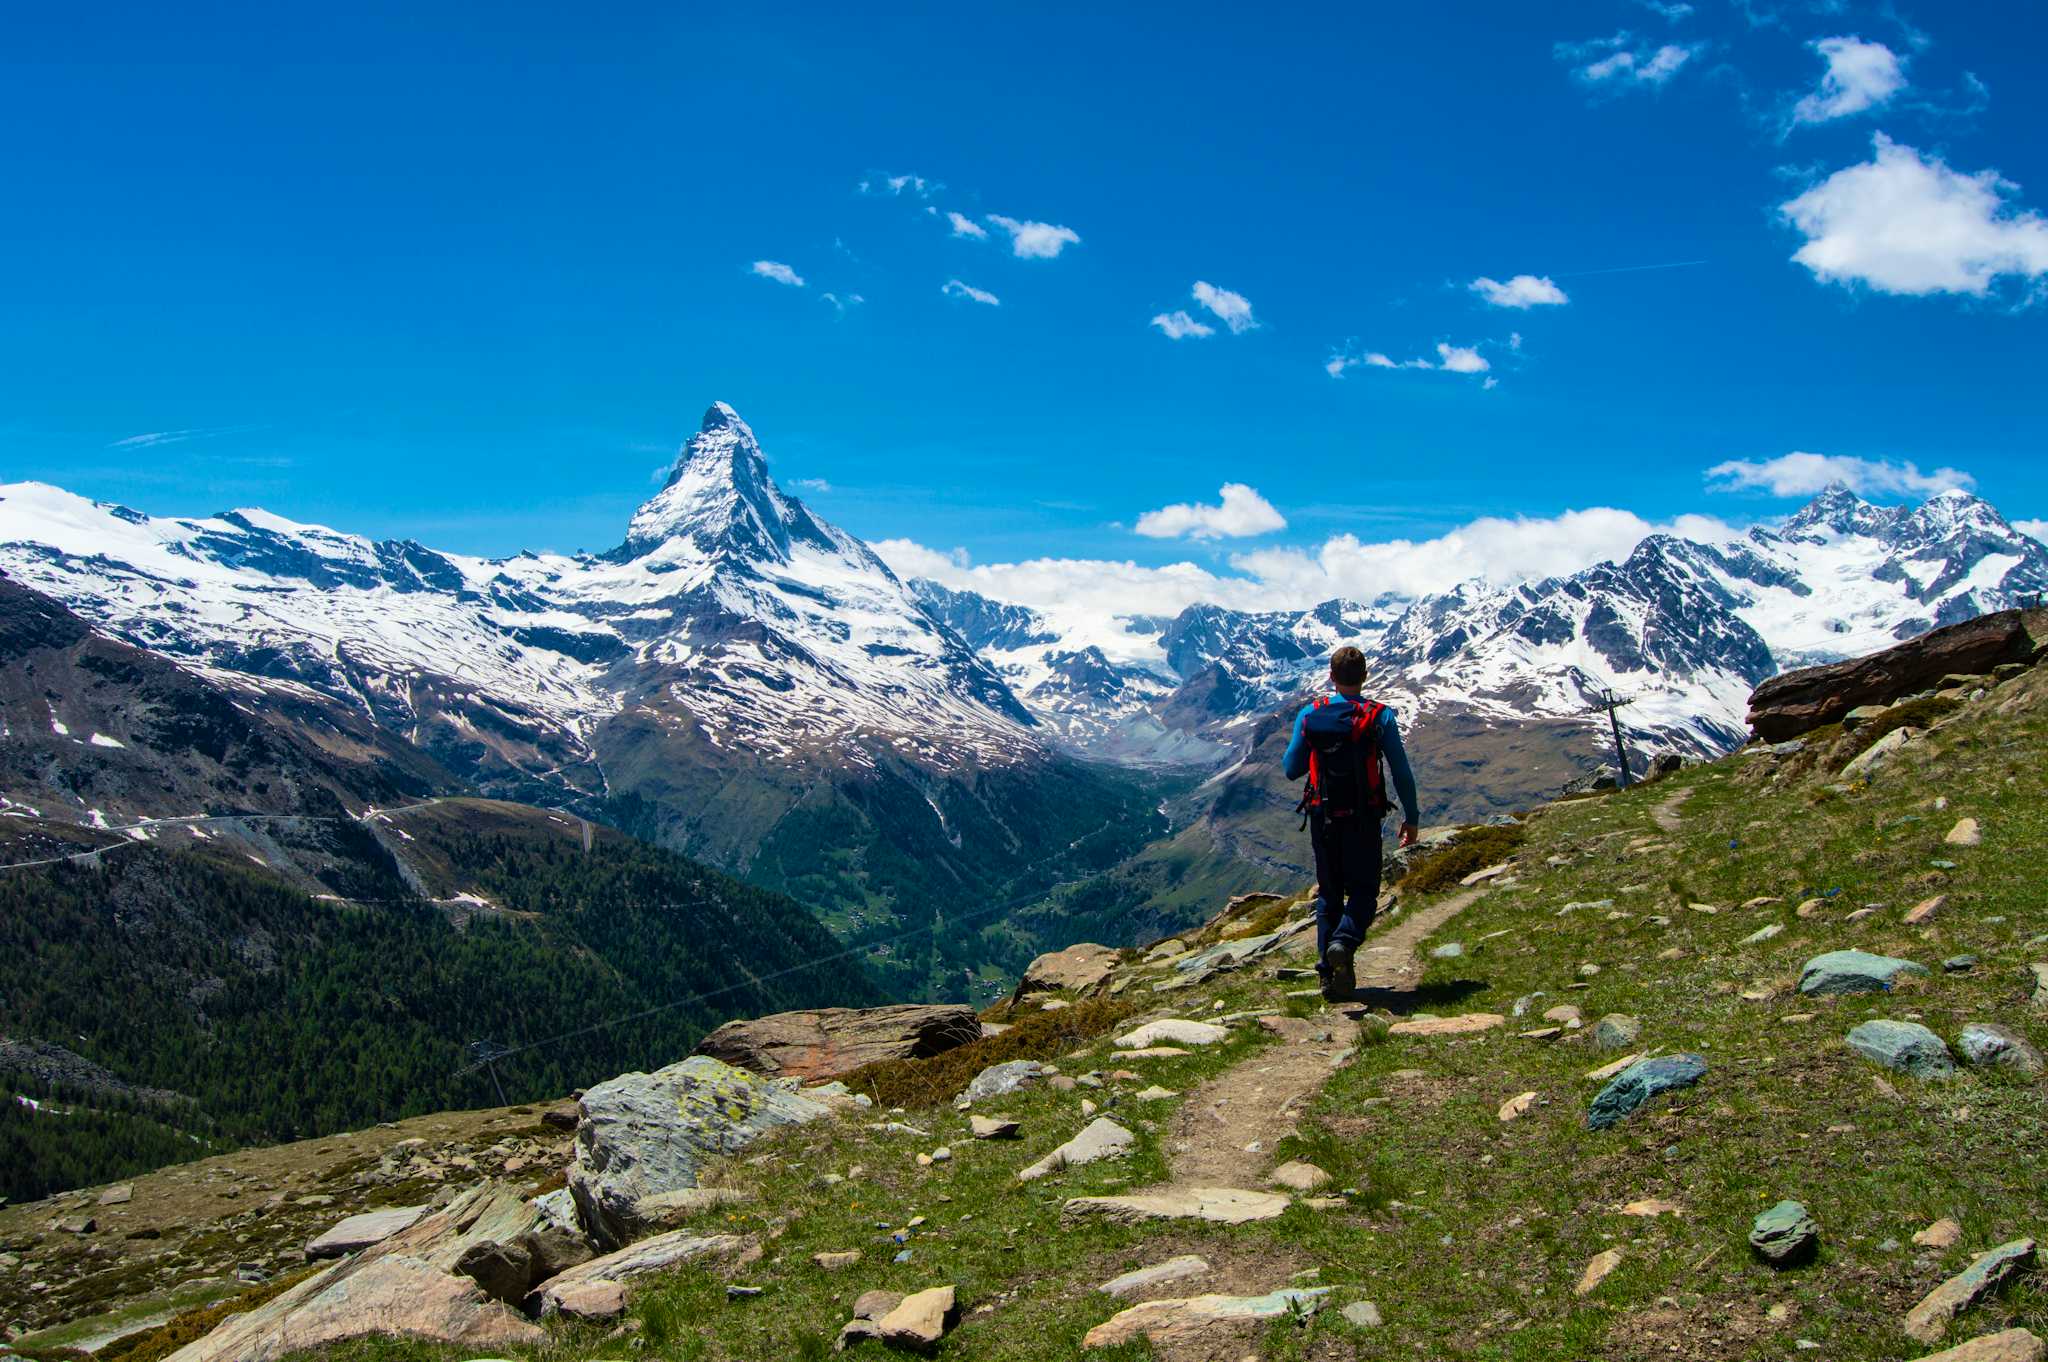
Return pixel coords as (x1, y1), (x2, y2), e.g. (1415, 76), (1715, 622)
(1847, 1020), (1955, 1080)
(1586, 1054), (1707, 1131)
(527, 1230), (754, 1317)
(1013, 943), (1119, 999)
(1799, 950), (1929, 995)
(569, 1056), (831, 1249)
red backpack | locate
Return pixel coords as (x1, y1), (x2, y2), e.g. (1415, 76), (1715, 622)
(1296, 696), (1389, 826)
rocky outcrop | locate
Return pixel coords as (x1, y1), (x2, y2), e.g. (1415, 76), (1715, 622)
(693, 1004), (981, 1082)
(1746, 608), (2044, 741)
(569, 1056), (835, 1249)
(168, 1183), (553, 1361)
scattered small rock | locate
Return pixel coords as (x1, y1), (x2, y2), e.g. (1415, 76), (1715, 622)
(1498, 1091), (1538, 1122)
(813, 1250), (863, 1270)
(1944, 818), (1982, 847)
(1099, 1255), (1211, 1299)
(1909, 1329), (2046, 1362)
(969, 1115), (1021, 1140)
(1593, 1014), (1642, 1051)
(1906, 895), (1950, 925)
(1587, 1054), (1707, 1131)
(1575, 1248), (1624, 1297)
(1956, 1023), (2045, 1077)
(1914, 1219), (1963, 1250)
(1749, 1200), (1821, 1266)
(1269, 1161), (1331, 1192)
(1342, 1300), (1383, 1328)
(1018, 1119), (1134, 1182)
(1799, 950), (1930, 995)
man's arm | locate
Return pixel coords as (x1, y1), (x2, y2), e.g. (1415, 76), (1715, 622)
(1378, 707), (1421, 838)
(1281, 705), (1312, 780)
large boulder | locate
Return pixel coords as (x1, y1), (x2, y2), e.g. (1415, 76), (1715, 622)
(692, 1004), (981, 1082)
(1012, 943), (1119, 1001)
(1746, 609), (2044, 742)
(570, 1055), (833, 1249)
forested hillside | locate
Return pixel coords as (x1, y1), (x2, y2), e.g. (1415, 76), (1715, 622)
(0, 799), (882, 1201)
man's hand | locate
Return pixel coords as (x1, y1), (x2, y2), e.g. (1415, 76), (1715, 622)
(1397, 822), (1419, 848)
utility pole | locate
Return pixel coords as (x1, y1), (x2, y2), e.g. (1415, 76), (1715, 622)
(1590, 689), (1636, 789)
(466, 1040), (513, 1106)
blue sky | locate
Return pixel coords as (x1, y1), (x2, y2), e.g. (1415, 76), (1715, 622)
(4, 1), (2045, 612)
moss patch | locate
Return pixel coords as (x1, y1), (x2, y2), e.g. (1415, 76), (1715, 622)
(840, 997), (1137, 1109)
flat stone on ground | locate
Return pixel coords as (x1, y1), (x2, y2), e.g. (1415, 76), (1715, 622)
(1269, 1160), (1331, 1191)
(1063, 1188), (1290, 1226)
(305, 1205), (429, 1260)
(1915, 1219), (1964, 1250)
(969, 1115), (1021, 1139)
(1904, 1240), (2037, 1343)
(1098, 1255), (1211, 1299)
(1575, 1249), (1624, 1297)
(1847, 1019), (1955, 1080)
(1114, 1020), (1229, 1049)
(1082, 1289), (1329, 1349)
(1911, 1329), (2046, 1362)
(1018, 1118), (1134, 1182)
(1388, 1013), (1504, 1037)
(1587, 1054), (1707, 1131)
(877, 1284), (956, 1353)
(1799, 950), (1929, 995)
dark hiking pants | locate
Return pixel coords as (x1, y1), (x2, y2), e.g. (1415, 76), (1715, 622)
(1311, 812), (1383, 965)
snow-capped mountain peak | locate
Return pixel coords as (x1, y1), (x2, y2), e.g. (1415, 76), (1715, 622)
(622, 401), (826, 563)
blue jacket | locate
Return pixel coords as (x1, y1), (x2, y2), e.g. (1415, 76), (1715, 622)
(1282, 694), (1420, 825)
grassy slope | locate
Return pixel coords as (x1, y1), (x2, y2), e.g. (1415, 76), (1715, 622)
(130, 668), (2048, 1362)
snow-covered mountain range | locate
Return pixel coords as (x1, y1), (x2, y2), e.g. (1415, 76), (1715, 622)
(920, 482), (2048, 767)
(5, 401), (2044, 839)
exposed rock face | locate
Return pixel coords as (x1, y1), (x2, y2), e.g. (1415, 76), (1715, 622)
(569, 1056), (832, 1249)
(1012, 943), (1119, 1001)
(877, 1284), (957, 1353)
(1747, 608), (2044, 741)
(692, 1005), (981, 1082)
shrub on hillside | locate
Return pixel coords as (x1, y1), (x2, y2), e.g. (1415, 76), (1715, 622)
(840, 997), (1137, 1109)
(1397, 823), (1527, 897)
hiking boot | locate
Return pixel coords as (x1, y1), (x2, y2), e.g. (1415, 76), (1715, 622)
(1321, 942), (1355, 1002)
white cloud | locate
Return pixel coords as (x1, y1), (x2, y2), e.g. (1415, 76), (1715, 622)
(750, 260), (805, 287)
(877, 504), (1742, 660)
(860, 173), (935, 197)
(1792, 36), (1905, 124)
(790, 477), (833, 493)
(1780, 135), (2048, 296)
(946, 211), (987, 240)
(1327, 342), (1490, 375)
(1509, 331), (1524, 350)
(1482, 376), (1500, 390)
(821, 291), (864, 313)
(1705, 452), (1975, 498)
(942, 278), (1001, 306)
(2016, 518), (2048, 544)
(1151, 310), (1215, 340)
(1134, 484), (1287, 541)
(1191, 280), (1258, 334)
(1636, 0), (1694, 19)
(1559, 33), (1702, 88)
(1471, 274), (1569, 309)
(986, 214), (1081, 259)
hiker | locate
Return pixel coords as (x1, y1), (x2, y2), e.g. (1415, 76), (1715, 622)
(1282, 645), (1419, 1001)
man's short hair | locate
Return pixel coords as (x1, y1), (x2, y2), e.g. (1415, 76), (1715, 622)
(1330, 646), (1368, 686)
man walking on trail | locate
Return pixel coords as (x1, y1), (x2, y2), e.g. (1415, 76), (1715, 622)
(1282, 645), (1420, 1002)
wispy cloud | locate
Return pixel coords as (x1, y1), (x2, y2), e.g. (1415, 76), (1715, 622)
(1151, 310), (1215, 340)
(1470, 274), (1569, 309)
(1557, 32), (1703, 89)
(986, 214), (1081, 259)
(942, 279), (1001, 306)
(750, 260), (806, 287)
(106, 424), (258, 450)
(1706, 452), (1974, 498)
(790, 477), (833, 494)
(1133, 483), (1287, 540)
(821, 291), (864, 313)
(1328, 341), (1490, 375)
(945, 211), (987, 240)
(1780, 134), (2048, 297)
